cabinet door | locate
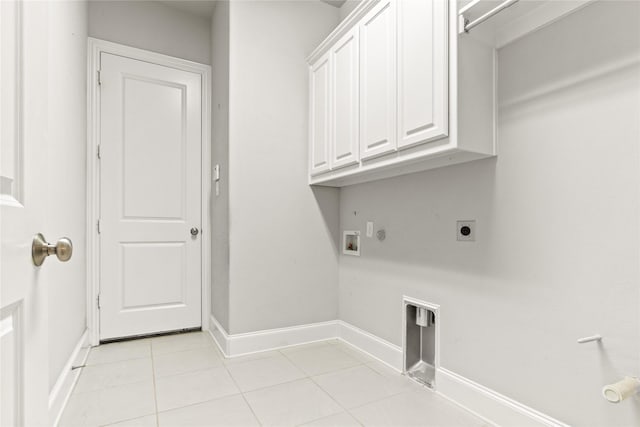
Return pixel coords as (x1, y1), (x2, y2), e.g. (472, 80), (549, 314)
(397, 0), (448, 149)
(309, 53), (331, 176)
(331, 27), (359, 169)
(360, 0), (396, 160)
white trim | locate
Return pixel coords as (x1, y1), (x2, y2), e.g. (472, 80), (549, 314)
(208, 314), (230, 356)
(0, 0), (24, 206)
(307, 0), (378, 64)
(437, 368), (569, 427)
(209, 315), (338, 357)
(86, 38), (212, 345)
(206, 317), (567, 426)
(49, 329), (91, 427)
(337, 320), (402, 371)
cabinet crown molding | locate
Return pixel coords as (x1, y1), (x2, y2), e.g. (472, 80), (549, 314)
(307, 0), (380, 64)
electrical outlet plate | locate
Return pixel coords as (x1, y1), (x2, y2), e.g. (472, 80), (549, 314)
(456, 220), (475, 241)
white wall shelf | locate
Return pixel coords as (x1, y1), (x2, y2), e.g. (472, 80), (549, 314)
(458, 0), (597, 48)
(307, 0), (597, 187)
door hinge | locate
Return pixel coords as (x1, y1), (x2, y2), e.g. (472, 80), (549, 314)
(97, 144), (101, 159)
(97, 294), (101, 309)
(97, 70), (102, 86)
(97, 219), (101, 234)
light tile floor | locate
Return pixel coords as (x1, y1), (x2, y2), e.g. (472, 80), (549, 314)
(60, 332), (486, 427)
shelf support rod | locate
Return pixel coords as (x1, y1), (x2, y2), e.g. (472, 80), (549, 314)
(460, 0), (520, 33)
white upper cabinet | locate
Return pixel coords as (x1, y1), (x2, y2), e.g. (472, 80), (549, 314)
(359, 0), (397, 160)
(331, 27), (360, 169)
(309, 52), (331, 176)
(307, 0), (500, 187)
(397, 0), (448, 149)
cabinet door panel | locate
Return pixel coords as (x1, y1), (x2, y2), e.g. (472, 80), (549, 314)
(397, 0), (448, 149)
(360, 0), (396, 160)
(331, 28), (359, 169)
(309, 54), (331, 176)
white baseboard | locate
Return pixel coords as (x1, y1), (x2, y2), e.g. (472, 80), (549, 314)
(208, 315), (230, 355)
(209, 315), (338, 357)
(337, 320), (403, 371)
(49, 329), (91, 426)
(437, 368), (569, 427)
(207, 315), (565, 426)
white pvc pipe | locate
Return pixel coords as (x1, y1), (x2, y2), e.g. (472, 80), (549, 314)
(577, 335), (602, 344)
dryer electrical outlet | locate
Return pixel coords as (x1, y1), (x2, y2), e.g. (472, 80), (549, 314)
(456, 220), (475, 241)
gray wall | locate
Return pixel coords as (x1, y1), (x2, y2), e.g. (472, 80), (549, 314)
(89, 1), (211, 64)
(338, 1), (640, 425)
(211, 0), (231, 331)
(47, 0), (88, 391)
(226, 1), (341, 334)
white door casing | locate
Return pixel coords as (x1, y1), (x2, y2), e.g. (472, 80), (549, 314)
(1, 1), (50, 425)
(90, 42), (211, 342)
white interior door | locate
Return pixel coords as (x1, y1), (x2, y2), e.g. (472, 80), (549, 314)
(99, 52), (202, 341)
(1, 1), (51, 425)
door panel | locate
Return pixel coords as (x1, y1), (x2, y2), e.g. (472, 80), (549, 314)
(0, 1), (50, 424)
(360, 0), (396, 160)
(1, 303), (23, 427)
(123, 78), (186, 220)
(397, 0), (448, 149)
(121, 242), (186, 308)
(309, 54), (331, 175)
(99, 53), (202, 340)
(331, 27), (359, 169)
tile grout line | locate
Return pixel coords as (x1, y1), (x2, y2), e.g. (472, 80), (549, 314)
(279, 349), (359, 427)
(76, 342), (156, 427)
(149, 337), (232, 419)
(278, 345), (367, 378)
(153, 347), (225, 380)
(71, 333), (481, 427)
(221, 351), (264, 426)
(220, 349), (283, 369)
(64, 333), (232, 425)
(303, 361), (426, 426)
(149, 340), (160, 427)
(154, 392), (243, 417)
(71, 376), (153, 396)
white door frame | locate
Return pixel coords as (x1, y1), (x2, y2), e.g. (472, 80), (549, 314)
(86, 38), (212, 346)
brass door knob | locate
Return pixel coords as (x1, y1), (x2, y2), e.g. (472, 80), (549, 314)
(32, 233), (73, 266)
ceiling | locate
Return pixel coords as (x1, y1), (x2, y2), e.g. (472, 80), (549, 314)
(159, 0), (348, 18)
(320, 0), (347, 7)
(160, 1), (217, 18)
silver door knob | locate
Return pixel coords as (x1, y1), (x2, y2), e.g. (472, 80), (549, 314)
(190, 227), (199, 236)
(32, 233), (73, 266)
